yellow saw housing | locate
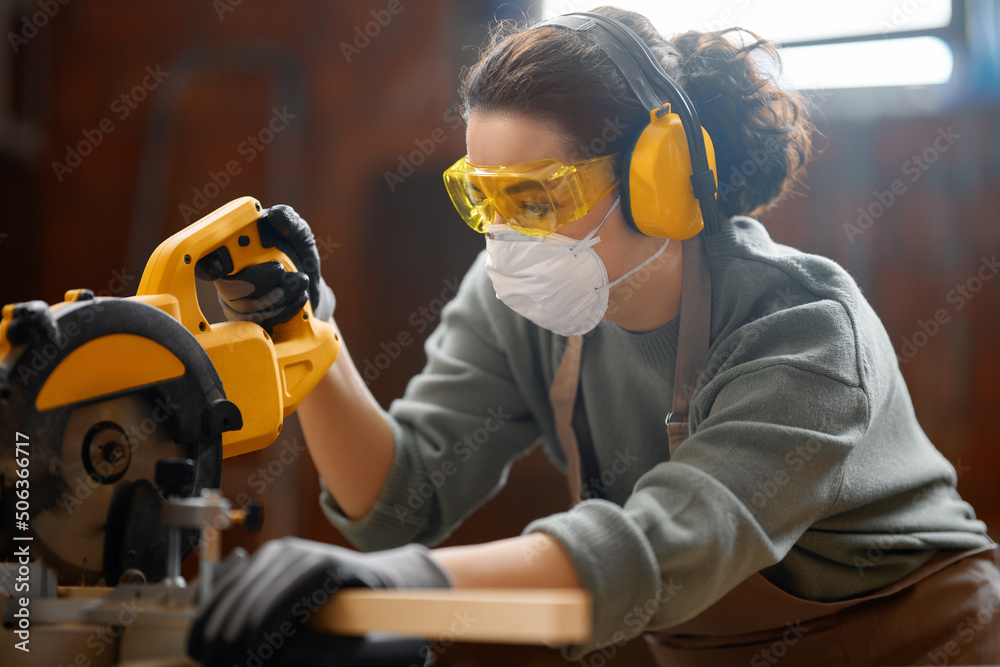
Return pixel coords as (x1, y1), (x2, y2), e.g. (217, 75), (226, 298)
(0, 196), (339, 458)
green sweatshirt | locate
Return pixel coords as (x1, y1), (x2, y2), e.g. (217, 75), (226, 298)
(320, 217), (990, 659)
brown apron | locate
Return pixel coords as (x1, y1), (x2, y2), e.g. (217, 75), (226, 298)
(549, 236), (1000, 666)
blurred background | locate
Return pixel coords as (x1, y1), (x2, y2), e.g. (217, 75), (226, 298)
(0, 0), (997, 664)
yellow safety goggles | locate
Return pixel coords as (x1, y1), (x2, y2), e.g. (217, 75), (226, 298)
(442, 154), (620, 237)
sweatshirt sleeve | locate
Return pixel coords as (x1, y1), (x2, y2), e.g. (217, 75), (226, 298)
(524, 303), (871, 659)
(320, 255), (545, 549)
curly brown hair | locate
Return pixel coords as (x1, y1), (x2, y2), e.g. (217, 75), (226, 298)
(459, 6), (818, 219)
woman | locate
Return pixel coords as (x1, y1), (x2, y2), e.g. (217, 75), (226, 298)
(190, 6), (999, 666)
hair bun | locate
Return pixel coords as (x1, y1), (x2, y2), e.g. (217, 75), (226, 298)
(666, 26), (817, 217)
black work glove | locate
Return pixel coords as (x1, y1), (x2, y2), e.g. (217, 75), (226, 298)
(196, 205), (335, 332)
(187, 537), (452, 667)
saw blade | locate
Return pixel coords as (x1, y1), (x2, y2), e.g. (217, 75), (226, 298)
(1, 297), (230, 585)
(32, 392), (185, 584)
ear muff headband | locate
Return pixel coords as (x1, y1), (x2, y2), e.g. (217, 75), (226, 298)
(534, 12), (721, 237)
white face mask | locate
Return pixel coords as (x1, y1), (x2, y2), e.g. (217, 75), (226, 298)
(484, 197), (670, 336)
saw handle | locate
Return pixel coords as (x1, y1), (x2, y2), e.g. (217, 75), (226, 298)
(137, 196), (315, 336)
(134, 197), (339, 454)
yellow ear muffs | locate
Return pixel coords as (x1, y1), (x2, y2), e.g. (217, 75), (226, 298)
(622, 104), (718, 240)
(536, 12), (723, 237)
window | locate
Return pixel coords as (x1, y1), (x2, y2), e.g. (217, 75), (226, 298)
(536, 0), (958, 90)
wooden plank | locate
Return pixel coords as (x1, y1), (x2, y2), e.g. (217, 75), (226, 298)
(309, 588), (592, 645)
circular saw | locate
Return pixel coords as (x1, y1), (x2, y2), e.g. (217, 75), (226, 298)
(0, 196), (339, 585)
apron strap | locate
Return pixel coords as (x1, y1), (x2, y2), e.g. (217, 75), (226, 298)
(550, 236), (713, 504)
(550, 334), (584, 505)
(667, 235), (713, 455)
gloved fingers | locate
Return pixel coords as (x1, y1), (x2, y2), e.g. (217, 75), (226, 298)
(216, 283), (281, 314)
(209, 547), (249, 588)
(193, 252), (231, 282)
(218, 289), (309, 333)
(207, 541), (382, 667)
(189, 538), (418, 667)
(265, 204), (317, 255)
(201, 540), (312, 667)
(363, 544), (454, 590)
(217, 270), (307, 316)
(213, 265), (309, 333)
(231, 559), (389, 667)
(263, 205), (324, 310)
(213, 260), (287, 301)
(224, 550), (337, 664)
(208, 548), (322, 666)
(192, 539), (299, 665)
(260, 537), (390, 591)
(186, 550), (253, 660)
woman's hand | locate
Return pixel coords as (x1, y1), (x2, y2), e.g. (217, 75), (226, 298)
(196, 205), (335, 331)
(187, 537), (451, 666)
